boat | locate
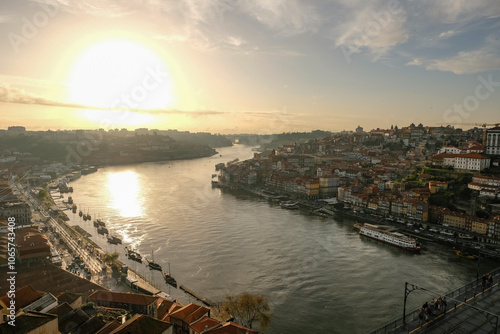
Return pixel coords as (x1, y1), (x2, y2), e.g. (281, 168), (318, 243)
(72, 205), (77, 214)
(280, 201), (299, 210)
(79, 210), (83, 217)
(97, 226), (108, 235)
(125, 247), (142, 263)
(147, 251), (162, 271)
(353, 223), (362, 230)
(359, 223), (421, 252)
(93, 220), (99, 228)
(107, 235), (122, 245)
(454, 249), (477, 260)
(164, 263), (177, 288)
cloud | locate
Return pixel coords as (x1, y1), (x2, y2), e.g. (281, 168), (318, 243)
(421, 0), (500, 23)
(438, 30), (456, 39)
(331, 0), (409, 60)
(406, 35), (500, 74)
(239, 0), (321, 36)
(32, 0), (133, 18)
(0, 80), (230, 117)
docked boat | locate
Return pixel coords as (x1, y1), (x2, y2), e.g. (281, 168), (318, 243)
(93, 220), (99, 228)
(280, 201), (299, 210)
(359, 223), (421, 252)
(454, 249), (476, 260)
(107, 235), (122, 245)
(97, 226), (108, 235)
(125, 247), (142, 263)
(147, 251), (162, 271)
(164, 263), (177, 287)
(79, 210), (83, 217)
(72, 205), (77, 214)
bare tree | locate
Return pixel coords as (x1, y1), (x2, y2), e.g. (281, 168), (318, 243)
(221, 292), (272, 332)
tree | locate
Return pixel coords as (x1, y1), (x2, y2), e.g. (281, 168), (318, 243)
(221, 292), (272, 332)
(37, 189), (48, 200)
(102, 252), (119, 265)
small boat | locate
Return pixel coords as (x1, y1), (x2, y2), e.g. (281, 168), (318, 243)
(97, 226), (108, 235)
(97, 219), (106, 227)
(79, 210), (83, 217)
(353, 223), (362, 230)
(125, 247), (142, 263)
(455, 249), (477, 260)
(280, 201), (299, 210)
(164, 263), (177, 288)
(107, 235), (122, 245)
(72, 205), (77, 214)
(147, 251), (162, 271)
(93, 220), (99, 228)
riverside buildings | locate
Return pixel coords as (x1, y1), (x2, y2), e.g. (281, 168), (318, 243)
(218, 124), (500, 244)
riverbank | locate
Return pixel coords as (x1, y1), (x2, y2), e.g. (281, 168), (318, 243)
(215, 183), (500, 259)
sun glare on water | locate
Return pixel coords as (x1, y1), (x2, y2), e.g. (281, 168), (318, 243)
(107, 171), (144, 218)
(67, 39), (174, 126)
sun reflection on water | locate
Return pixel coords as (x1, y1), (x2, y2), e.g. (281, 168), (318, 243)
(107, 171), (144, 218)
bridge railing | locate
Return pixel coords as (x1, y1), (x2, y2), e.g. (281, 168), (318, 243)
(368, 266), (500, 334)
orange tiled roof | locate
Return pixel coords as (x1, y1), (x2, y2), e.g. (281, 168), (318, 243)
(0, 285), (44, 312)
(169, 303), (209, 324)
(88, 291), (157, 306)
(190, 316), (220, 333)
(206, 321), (258, 334)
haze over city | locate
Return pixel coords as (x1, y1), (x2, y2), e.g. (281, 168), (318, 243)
(1, 0), (499, 133)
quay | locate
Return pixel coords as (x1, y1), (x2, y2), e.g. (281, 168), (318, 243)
(180, 285), (216, 307)
(369, 266), (500, 333)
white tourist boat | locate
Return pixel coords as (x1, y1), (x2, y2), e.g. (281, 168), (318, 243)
(359, 223), (421, 252)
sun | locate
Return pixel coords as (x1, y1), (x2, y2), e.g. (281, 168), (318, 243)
(67, 39), (175, 112)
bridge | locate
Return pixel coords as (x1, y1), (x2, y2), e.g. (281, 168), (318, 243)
(369, 266), (500, 334)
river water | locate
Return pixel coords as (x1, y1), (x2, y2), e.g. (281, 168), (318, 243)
(65, 144), (498, 333)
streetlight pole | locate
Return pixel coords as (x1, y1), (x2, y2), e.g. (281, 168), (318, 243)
(403, 282), (420, 324)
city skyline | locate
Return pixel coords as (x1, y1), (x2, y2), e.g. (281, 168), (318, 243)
(1, 0), (500, 133)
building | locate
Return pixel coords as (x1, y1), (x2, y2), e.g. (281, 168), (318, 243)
(205, 321), (258, 334)
(15, 228), (51, 263)
(0, 311), (58, 333)
(429, 181), (448, 194)
(468, 175), (500, 198)
(169, 303), (210, 334)
(486, 126), (500, 156)
(0, 201), (32, 225)
(88, 291), (158, 318)
(454, 153), (490, 171)
(433, 153), (490, 171)
(109, 314), (173, 334)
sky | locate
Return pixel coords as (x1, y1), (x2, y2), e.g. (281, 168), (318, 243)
(0, 0), (499, 134)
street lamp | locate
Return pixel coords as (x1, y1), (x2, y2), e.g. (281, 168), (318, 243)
(403, 282), (420, 324)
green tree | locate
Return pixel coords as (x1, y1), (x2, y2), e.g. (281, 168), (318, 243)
(37, 189), (48, 200)
(102, 252), (119, 265)
(221, 292), (272, 332)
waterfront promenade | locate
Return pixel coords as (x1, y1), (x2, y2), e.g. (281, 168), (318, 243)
(370, 267), (500, 333)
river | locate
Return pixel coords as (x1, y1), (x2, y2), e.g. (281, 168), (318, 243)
(65, 144), (498, 333)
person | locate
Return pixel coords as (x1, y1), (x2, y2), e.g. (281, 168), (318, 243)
(437, 296), (443, 310)
(418, 307), (425, 324)
(482, 274), (487, 290)
(487, 273), (493, 288)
